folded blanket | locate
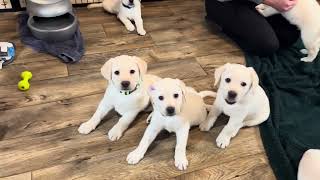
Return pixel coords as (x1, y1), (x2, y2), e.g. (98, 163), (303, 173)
(246, 39), (320, 180)
(18, 13), (85, 63)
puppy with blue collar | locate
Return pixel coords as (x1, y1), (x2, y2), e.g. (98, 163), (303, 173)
(126, 78), (216, 170)
(78, 55), (160, 141)
(88, 0), (146, 36)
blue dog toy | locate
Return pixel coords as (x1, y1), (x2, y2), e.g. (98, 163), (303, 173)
(0, 42), (15, 69)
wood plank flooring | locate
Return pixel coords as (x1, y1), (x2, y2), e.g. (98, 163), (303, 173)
(0, 0), (275, 179)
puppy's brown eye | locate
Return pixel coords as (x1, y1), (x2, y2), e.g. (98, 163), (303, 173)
(114, 71), (120, 75)
(159, 96), (164, 101)
(241, 82), (247, 87)
(130, 70), (135, 74)
(225, 78), (231, 83)
(174, 94), (179, 98)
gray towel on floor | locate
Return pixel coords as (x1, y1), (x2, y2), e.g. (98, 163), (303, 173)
(18, 13), (85, 63)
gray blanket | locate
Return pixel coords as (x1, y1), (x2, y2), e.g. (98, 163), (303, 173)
(18, 13), (85, 63)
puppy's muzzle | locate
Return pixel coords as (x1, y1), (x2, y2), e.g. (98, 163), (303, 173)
(121, 81), (131, 90)
(166, 106), (176, 116)
(226, 91), (237, 105)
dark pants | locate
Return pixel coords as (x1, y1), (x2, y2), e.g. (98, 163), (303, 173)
(205, 0), (300, 56)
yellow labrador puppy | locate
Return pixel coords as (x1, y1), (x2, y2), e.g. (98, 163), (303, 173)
(255, 0), (320, 62)
(127, 78), (215, 170)
(78, 55), (160, 141)
(88, 0), (146, 35)
(200, 63), (270, 148)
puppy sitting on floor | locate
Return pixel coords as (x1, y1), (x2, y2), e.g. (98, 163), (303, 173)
(88, 0), (146, 36)
(255, 0), (320, 62)
(200, 63), (270, 148)
(78, 55), (160, 141)
(126, 78), (215, 170)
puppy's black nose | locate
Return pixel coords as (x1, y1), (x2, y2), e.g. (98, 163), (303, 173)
(228, 91), (237, 99)
(166, 106), (175, 116)
(121, 81), (130, 88)
(129, 0), (133, 3)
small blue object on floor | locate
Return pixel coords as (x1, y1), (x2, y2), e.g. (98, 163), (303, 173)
(18, 13), (85, 63)
(0, 42), (15, 69)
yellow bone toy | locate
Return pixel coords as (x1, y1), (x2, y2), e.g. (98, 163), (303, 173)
(18, 71), (32, 91)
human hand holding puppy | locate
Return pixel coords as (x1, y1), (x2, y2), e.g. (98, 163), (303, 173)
(263, 0), (297, 12)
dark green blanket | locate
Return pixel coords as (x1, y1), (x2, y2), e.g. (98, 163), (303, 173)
(245, 39), (320, 180)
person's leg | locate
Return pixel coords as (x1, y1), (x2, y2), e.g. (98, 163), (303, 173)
(205, 0), (279, 56)
(266, 14), (300, 49)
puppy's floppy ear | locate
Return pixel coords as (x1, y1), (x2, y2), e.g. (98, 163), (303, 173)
(176, 79), (187, 102)
(133, 56), (147, 76)
(101, 58), (115, 80)
(214, 63), (229, 86)
(248, 67), (259, 92)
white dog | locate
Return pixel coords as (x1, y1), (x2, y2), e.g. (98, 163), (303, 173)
(126, 78), (215, 170)
(88, 0), (146, 36)
(200, 63), (270, 149)
(78, 55), (159, 141)
(255, 0), (320, 62)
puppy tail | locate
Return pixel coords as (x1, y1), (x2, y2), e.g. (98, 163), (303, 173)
(198, 91), (216, 98)
(87, 3), (103, 9)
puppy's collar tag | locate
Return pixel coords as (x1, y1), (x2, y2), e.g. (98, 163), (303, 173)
(122, 3), (134, 9)
(120, 82), (140, 95)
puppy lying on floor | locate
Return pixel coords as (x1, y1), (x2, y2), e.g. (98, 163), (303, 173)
(78, 55), (160, 141)
(127, 78), (215, 170)
(88, 0), (146, 36)
(255, 0), (320, 62)
(200, 63), (270, 148)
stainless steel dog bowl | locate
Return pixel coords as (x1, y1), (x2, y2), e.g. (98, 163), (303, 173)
(26, 0), (78, 42)
(26, 0), (72, 18)
(27, 13), (78, 42)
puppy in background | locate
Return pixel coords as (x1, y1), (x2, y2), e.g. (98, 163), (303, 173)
(78, 55), (159, 141)
(127, 78), (215, 170)
(200, 63), (270, 148)
(255, 0), (320, 62)
(88, 0), (146, 36)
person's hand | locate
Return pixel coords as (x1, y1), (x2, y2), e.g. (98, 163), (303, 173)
(263, 0), (297, 12)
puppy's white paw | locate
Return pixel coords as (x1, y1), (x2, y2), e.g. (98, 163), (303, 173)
(126, 24), (135, 32)
(199, 121), (212, 131)
(255, 4), (266, 15)
(137, 29), (146, 36)
(108, 125), (123, 141)
(175, 154), (189, 171)
(216, 133), (231, 149)
(127, 149), (144, 164)
(301, 57), (314, 63)
(300, 49), (308, 55)
(78, 121), (96, 134)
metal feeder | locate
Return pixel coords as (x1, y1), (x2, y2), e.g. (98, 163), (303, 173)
(26, 0), (78, 42)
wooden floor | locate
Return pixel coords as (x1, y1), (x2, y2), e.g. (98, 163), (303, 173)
(0, 0), (275, 179)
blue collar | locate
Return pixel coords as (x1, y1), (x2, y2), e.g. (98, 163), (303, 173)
(122, 3), (134, 9)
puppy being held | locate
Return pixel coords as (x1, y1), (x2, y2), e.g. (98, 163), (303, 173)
(200, 63), (270, 149)
(78, 55), (160, 141)
(88, 0), (146, 35)
(255, 0), (320, 62)
(127, 78), (215, 170)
